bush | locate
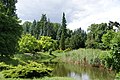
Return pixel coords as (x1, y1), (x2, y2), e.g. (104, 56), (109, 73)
(18, 34), (38, 53)
(109, 32), (120, 72)
(2, 62), (53, 78)
(115, 72), (120, 80)
(0, 62), (14, 71)
(100, 32), (120, 71)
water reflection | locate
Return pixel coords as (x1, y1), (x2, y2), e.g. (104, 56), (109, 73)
(52, 63), (115, 80)
(68, 72), (90, 80)
(68, 72), (81, 80)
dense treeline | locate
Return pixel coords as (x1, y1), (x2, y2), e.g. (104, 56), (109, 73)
(86, 21), (120, 49)
(21, 13), (87, 52)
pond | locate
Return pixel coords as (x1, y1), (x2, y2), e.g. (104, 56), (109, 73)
(47, 62), (115, 80)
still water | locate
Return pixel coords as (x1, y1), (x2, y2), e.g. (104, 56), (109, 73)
(50, 63), (115, 80)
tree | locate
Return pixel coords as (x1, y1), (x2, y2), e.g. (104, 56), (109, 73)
(21, 15), (61, 40)
(59, 12), (67, 50)
(109, 21), (120, 31)
(35, 14), (48, 39)
(22, 21), (32, 34)
(52, 23), (61, 40)
(86, 23), (113, 49)
(0, 1), (22, 56)
(40, 14), (47, 36)
(69, 28), (86, 49)
(102, 30), (116, 49)
(1, 0), (17, 16)
(30, 20), (37, 36)
(61, 12), (67, 37)
(35, 21), (41, 39)
(56, 26), (62, 40)
(65, 37), (70, 49)
(106, 32), (120, 72)
(46, 19), (55, 39)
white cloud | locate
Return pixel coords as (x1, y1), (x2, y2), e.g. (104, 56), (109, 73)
(16, 0), (120, 31)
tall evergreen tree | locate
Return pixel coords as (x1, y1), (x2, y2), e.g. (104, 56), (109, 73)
(56, 26), (62, 40)
(0, 0), (22, 56)
(46, 19), (54, 38)
(35, 21), (41, 39)
(59, 12), (67, 50)
(22, 21), (32, 34)
(40, 14), (47, 36)
(30, 20), (37, 36)
(61, 12), (67, 37)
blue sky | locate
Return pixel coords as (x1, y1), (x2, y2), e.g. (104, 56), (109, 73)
(16, 0), (120, 31)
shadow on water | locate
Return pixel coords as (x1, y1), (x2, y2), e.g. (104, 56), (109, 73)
(50, 63), (115, 80)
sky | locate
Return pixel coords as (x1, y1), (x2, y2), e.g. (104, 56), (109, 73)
(16, 0), (120, 31)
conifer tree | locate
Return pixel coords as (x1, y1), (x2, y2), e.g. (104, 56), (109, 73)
(0, 0), (22, 56)
(59, 12), (67, 50)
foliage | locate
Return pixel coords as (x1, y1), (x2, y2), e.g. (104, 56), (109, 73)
(0, 2), (22, 56)
(58, 48), (106, 64)
(18, 34), (37, 53)
(39, 36), (58, 51)
(21, 13), (87, 50)
(22, 14), (60, 40)
(108, 32), (120, 72)
(19, 34), (58, 53)
(54, 50), (63, 53)
(30, 20), (37, 36)
(102, 30), (116, 49)
(0, 62), (14, 71)
(64, 48), (72, 52)
(86, 23), (105, 48)
(2, 62), (53, 78)
(69, 28), (86, 49)
(22, 21), (32, 34)
(115, 72), (120, 80)
(109, 21), (120, 31)
(86, 23), (113, 49)
(59, 13), (67, 50)
(0, 0), (17, 16)
(0, 77), (74, 80)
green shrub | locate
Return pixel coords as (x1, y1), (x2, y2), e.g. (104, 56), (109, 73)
(0, 62), (14, 71)
(115, 72), (120, 80)
(2, 62), (53, 78)
(18, 34), (38, 53)
(106, 32), (120, 72)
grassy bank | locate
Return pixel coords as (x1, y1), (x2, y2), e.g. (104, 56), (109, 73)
(0, 77), (74, 80)
(54, 48), (110, 66)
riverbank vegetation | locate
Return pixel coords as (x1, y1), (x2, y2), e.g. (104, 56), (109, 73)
(0, 0), (120, 80)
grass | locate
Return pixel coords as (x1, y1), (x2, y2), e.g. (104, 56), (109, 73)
(54, 48), (110, 64)
(39, 77), (74, 80)
(0, 77), (74, 80)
